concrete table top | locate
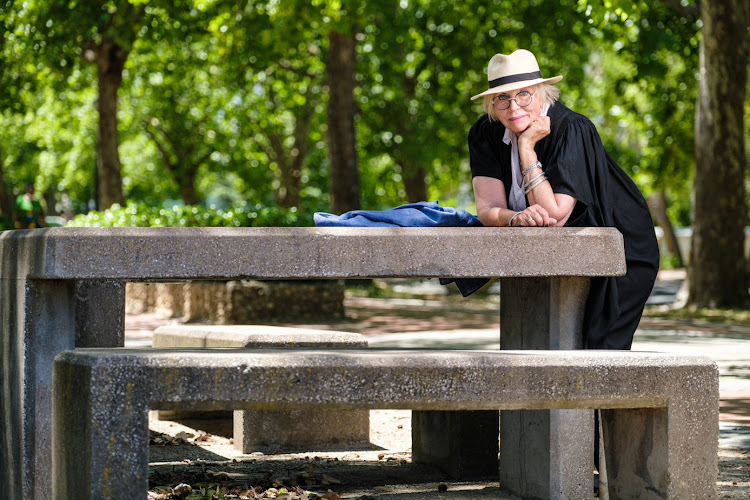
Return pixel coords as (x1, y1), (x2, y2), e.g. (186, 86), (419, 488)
(0, 226), (625, 280)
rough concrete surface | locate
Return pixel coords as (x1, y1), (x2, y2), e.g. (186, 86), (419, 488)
(152, 324), (368, 349)
(128, 279), (750, 499)
(53, 348), (717, 499)
(2, 227), (627, 500)
(153, 324), (370, 452)
(6, 226), (626, 280)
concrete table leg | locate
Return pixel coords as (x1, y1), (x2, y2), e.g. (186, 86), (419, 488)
(75, 280), (126, 348)
(498, 276), (593, 499)
(411, 276), (592, 485)
(0, 277), (125, 500)
(53, 365), (151, 500)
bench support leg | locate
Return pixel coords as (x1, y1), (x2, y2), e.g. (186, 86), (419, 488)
(499, 277), (593, 499)
(601, 403), (718, 499)
(53, 364), (150, 500)
(412, 410), (499, 479)
(234, 409), (370, 453)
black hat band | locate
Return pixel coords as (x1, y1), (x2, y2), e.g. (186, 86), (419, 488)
(488, 71), (543, 89)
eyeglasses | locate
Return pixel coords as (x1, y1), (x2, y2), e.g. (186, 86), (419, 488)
(492, 90), (535, 110)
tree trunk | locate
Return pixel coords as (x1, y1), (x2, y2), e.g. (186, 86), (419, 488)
(268, 133), (299, 209)
(277, 156), (303, 209)
(0, 145), (13, 226)
(402, 162), (427, 203)
(648, 192), (683, 267)
(43, 191), (56, 217)
(180, 175), (200, 206)
(396, 74), (428, 204)
(275, 100), (315, 209)
(326, 28), (360, 214)
(95, 39), (127, 209)
(689, 0), (749, 308)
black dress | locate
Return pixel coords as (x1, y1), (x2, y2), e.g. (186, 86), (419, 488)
(468, 102), (660, 350)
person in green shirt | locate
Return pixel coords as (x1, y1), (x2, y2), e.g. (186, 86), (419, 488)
(14, 183), (46, 229)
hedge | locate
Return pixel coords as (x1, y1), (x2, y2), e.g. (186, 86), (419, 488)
(66, 202), (314, 228)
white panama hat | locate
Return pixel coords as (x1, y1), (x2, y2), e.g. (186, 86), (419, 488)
(471, 49), (563, 100)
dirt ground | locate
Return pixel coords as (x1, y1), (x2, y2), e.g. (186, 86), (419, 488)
(148, 409), (750, 499)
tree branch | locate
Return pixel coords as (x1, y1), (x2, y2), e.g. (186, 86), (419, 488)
(189, 149), (213, 176)
(144, 121), (176, 173)
(268, 133), (287, 166)
(292, 93), (316, 165)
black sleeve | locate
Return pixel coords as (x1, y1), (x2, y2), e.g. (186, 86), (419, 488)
(543, 115), (598, 209)
(468, 115), (507, 183)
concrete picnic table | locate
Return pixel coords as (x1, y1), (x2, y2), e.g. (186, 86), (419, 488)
(0, 226), (625, 499)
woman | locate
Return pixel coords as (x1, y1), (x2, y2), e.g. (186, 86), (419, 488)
(469, 49), (659, 350)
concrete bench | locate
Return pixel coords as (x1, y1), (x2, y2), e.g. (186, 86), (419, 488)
(1, 227), (627, 499)
(52, 348), (719, 500)
(152, 325), (370, 452)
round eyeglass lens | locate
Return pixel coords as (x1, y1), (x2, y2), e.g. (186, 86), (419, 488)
(492, 91), (534, 110)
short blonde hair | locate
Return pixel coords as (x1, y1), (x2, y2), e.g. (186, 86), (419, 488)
(482, 83), (561, 122)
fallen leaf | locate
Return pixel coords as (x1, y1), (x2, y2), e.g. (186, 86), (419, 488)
(321, 474), (342, 485)
(174, 431), (194, 441)
(173, 483), (192, 498)
(292, 487), (310, 500)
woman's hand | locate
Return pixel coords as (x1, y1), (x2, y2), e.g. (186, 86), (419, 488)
(518, 115), (551, 150)
(511, 204), (557, 227)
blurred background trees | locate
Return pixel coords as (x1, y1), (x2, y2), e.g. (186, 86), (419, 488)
(0, 0), (747, 307)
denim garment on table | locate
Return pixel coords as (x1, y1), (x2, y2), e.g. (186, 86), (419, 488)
(313, 201), (489, 296)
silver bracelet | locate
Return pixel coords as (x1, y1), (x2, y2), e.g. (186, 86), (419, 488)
(525, 172), (545, 187)
(522, 161), (542, 176)
(524, 175), (547, 194)
(508, 211), (522, 227)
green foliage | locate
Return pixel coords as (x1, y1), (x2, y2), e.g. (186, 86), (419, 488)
(0, 0), (724, 229)
(659, 253), (683, 270)
(66, 202), (313, 228)
(203, 0), (330, 209)
(577, 0), (701, 226)
(354, 0), (595, 209)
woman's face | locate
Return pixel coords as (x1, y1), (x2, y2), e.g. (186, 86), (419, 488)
(493, 86), (543, 134)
